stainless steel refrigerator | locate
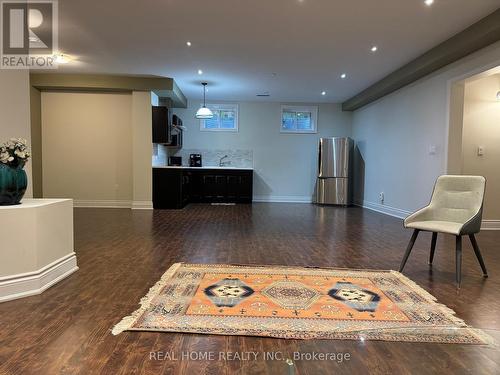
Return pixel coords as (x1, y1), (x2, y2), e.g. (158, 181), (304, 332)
(314, 137), (354, 205)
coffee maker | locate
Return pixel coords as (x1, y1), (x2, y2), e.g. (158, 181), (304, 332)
(189, 154), (202, 167)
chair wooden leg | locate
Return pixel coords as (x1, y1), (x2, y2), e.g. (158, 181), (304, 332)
(469, 234), (488, 277)
(456, 236), (462, 288)
(429, 232), (438, 265)
(399, 229), (420, 272)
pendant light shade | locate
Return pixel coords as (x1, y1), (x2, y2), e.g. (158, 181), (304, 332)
(195, 106), (214, 119)
(196, 82), (214, 119)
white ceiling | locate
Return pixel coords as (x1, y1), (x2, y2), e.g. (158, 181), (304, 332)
(55, 0), (500, 103)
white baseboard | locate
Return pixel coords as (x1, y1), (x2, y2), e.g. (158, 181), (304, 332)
(74, 199), (132, 208)
(355, 200), (500, 230)
(73, 200), (153, 210)
(253, 195), (312, 203)
(354, 200), (411, 219)
(132, 200), (153, 210)
(0, 253), (78, 303)
(481, 220), (500, 230)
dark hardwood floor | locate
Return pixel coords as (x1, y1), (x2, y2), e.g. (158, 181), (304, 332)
(1, 204), (499, 374)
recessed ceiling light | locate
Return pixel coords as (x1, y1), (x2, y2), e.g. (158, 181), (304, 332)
(371, 46), (378, 52)
(29, 36), (39, 42)
(321, 91), (326, 96)
(186, 41), (192, 46)
(53, 54), (70, 64)
(197, 69), (203, 75)
(340, 73), (347, 79)
(424, 0), (434, 6)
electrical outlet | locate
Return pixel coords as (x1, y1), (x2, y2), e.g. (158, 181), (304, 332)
(379, 192), (385, 204)
(478, 146), (485, 156)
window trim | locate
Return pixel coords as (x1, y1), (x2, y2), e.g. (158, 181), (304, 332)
(280, 105), (318, 134)
(199, 103), (239, 132)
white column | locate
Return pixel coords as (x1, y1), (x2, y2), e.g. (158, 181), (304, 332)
(131, 91), (153, 209)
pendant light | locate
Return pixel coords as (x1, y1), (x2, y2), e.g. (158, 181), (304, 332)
(195, 82), (214, 119)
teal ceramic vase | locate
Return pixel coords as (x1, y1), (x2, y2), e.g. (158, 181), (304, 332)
(0, 163), (28, 205)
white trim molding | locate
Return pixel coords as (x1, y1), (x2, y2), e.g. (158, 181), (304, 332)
(73, 200), (153, 210)
(73, 199), (132, 208)
(356, 200), (500, 230)
(0, 253), (78, 303)
(132, 201), (153, 210)
(355, 200), (411, 219)
(481, 220), (500, 231)
(253, 195), (313, 203)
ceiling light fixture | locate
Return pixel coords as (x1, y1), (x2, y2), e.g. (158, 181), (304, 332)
(371, 46), (378, 52)
(197, 69), (203, 75)
(321, 91), (326, 96)
(195, 82), (214, 119)
(186, 41), (192, 46)
(53, 54), (70, 64)
(424, 0), (434, 6)
(341, 73), (347, 79)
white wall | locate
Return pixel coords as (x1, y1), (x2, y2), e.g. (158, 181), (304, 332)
(40, 90), (153, 208)
(173, 101), (352, 201)
(352, 41), (500, 218)
(41, 92), (133, 205)
(462, 74), (500, 220)
(0, 70), (33, 197)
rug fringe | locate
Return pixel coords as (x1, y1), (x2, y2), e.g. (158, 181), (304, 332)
(111, 262), (182, 335)
(390, 270), (470, 327)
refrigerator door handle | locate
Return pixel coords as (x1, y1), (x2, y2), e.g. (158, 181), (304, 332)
(318, 139), (322, 175)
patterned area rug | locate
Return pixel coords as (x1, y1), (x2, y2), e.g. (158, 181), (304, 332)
(112, 263), (492, 344)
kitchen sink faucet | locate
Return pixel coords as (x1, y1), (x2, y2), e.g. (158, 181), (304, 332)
(219, 155), (230, 167)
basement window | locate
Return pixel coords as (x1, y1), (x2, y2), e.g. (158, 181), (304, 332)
(281, 105), (318, 133)
(200, 104), (239, 132)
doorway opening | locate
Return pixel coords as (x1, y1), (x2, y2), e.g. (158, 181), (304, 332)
(447, 65), (500, 228)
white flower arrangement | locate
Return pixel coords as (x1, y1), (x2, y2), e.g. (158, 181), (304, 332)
(0, 138), (31, 168)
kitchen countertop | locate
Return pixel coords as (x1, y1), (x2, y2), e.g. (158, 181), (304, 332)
(153, 165), (254, 171)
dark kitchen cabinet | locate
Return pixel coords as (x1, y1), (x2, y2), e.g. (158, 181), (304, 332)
(202, 174), (227, 201)
(188, 172), (202, 202)
(226, 175), (240, 201)
(153, 168), (253, 209)
(238, 173), (253, 201)
(153, 168), (183, 209)
(152, 106), (170, 144)
(181, 172), (191, 206)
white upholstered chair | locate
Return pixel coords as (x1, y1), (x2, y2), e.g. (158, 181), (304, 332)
(399, 175), (488, 287)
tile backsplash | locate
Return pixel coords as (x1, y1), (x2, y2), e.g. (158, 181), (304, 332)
(153, 145), (253, 168)
(152, 144), (169, 166)
(174, 149), (253, 168)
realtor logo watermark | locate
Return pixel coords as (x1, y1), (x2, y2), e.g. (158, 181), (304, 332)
(1, 0), (58, 69)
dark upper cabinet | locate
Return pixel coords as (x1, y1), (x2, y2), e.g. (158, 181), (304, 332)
(152, 106), (170, 144)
